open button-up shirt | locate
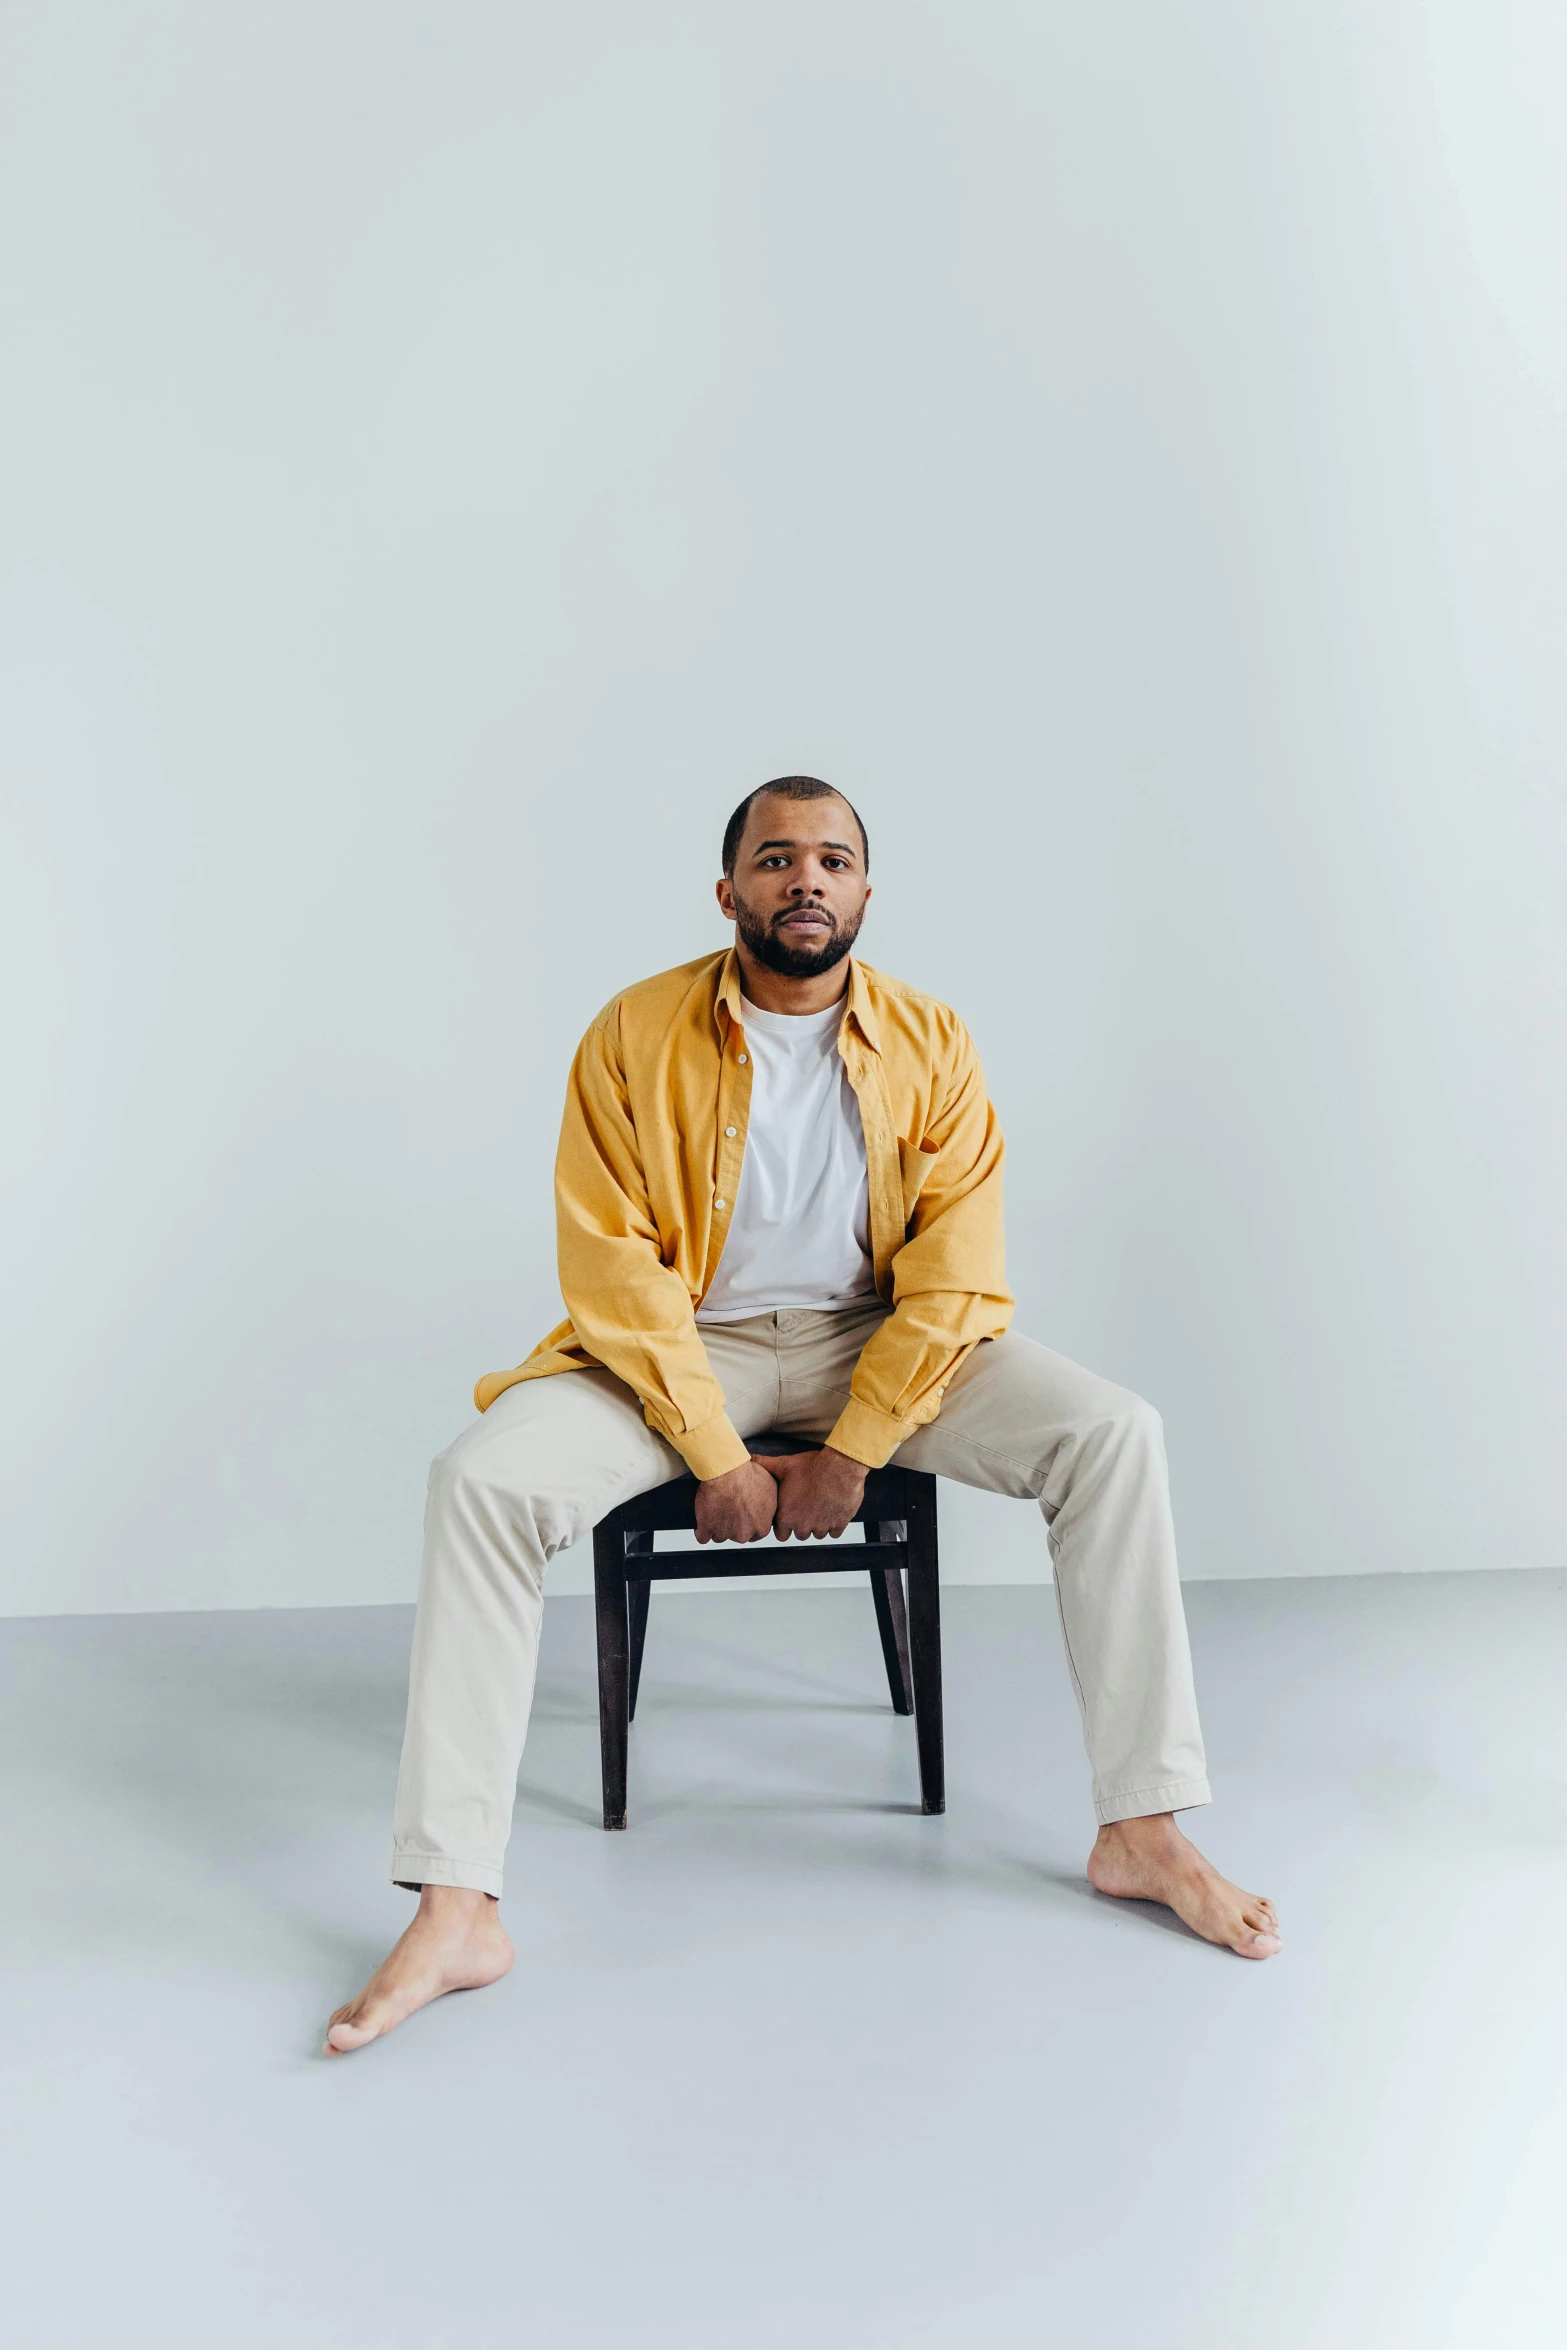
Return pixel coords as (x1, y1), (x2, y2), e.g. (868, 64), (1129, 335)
(474, 948), (1014, 1478)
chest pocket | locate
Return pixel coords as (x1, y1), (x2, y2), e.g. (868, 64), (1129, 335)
(899, 1135), (941, 1227)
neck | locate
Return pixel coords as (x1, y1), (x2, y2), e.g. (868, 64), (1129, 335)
(733, 938), (852, 1016)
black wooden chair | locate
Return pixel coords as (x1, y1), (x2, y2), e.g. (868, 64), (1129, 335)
(592, 1434), (943, 1829)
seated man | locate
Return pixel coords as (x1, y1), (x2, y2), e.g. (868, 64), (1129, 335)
(328, 775), (1280, 2052)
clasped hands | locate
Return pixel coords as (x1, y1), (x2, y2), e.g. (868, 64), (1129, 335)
(694, 1447), (868, 1545)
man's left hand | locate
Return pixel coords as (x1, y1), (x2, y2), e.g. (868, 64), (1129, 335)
(756, 1446), (869, 1540)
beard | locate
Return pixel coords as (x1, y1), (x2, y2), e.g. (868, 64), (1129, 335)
(731, 885), (866, 979)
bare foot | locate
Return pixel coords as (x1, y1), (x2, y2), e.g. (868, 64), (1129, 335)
(325, 1887), (514, 2053)
(1087, 1813), (1282, 1958)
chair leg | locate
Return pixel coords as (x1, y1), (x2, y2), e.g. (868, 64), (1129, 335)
(593, 1525), (630, 1829)
(905, 1477), (945, 1815)
(868, 1548), (913, 1714)
(627, 1575), (651, 1722)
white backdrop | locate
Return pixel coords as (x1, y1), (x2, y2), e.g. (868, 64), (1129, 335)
(4, 1), (1565, 1614)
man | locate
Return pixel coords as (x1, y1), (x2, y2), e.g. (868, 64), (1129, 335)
(328, 776), (1280, 2053)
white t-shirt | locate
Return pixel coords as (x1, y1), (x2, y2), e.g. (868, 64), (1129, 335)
(696, 991), (877, 1324)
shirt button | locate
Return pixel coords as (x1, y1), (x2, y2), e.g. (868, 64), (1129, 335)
(715, 1198), (726, 1210)
(725, 1126), (737, 1138)
(737, 1054), (747, 1065)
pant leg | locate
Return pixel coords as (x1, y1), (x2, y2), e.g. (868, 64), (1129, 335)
(390, 1368), (679, 1894)
(897, 1333), (1211, 1825)
(392, 1330), (787, 1896)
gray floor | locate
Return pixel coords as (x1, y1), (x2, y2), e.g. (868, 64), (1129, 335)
(2, 1571), (1564, 2350)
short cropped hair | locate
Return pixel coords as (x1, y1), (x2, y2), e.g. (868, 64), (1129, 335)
(721, 776), (870, 876)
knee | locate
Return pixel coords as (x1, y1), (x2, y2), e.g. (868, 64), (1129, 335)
(1094, 1392), (1164, 1455)
(426, 1444), (583, 1563)
(427, 1438), (485, 1514)
(425, 1437), (516, 1534)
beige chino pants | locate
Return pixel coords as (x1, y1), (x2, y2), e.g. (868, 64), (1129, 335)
(391, 1305), (1211, 1895)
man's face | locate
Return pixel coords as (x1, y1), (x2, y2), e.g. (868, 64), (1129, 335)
(717, 793), (872, 979)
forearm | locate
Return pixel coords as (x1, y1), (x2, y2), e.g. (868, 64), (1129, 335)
(826, 1286), (1013, 1468)
(561, 1273), (750, 1477)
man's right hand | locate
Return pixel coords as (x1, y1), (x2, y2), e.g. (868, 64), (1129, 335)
(694, 1457), (779, 1544)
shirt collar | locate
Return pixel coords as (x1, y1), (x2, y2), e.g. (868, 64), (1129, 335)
(715, 948), (881, 1055)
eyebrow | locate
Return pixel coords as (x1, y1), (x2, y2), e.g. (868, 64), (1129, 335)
(752, 837), (857, 856)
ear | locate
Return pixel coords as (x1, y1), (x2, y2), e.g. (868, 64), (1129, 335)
(716, 875), (736, 917)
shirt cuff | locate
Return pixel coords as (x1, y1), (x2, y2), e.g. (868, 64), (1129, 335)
(673, 1411), (753, 1482)
(825, 1396), (922, 1471)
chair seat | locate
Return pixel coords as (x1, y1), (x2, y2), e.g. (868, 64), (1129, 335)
(590, 1433), (945, 1829)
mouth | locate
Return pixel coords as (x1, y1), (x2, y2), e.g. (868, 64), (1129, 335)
(776, 910), (833, 932)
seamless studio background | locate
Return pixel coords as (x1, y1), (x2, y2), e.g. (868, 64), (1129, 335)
(3, 0), (1566, 1615)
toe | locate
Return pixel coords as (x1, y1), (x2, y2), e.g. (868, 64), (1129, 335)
(325, 1997), (385, 2053)
(325, 2014), (377, 2053)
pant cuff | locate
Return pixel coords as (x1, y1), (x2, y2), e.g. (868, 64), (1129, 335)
(390, 1850), (504, 1898)
(1094, 1776), (1212, 1826)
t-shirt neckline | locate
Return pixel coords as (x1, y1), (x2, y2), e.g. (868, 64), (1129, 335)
(739, 991), (846, 1037)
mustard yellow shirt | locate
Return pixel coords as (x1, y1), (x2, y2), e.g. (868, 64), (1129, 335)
(475, 948), (1013, 1478)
